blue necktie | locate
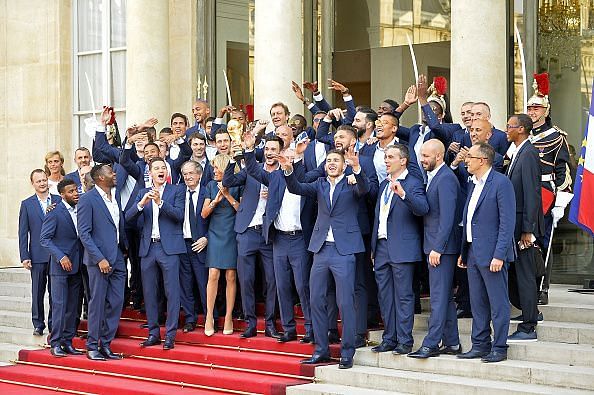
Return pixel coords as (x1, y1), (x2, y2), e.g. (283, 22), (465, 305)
(189, 190), (199, 241)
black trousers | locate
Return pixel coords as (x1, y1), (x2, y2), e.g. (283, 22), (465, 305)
(509, 246), (538, 333)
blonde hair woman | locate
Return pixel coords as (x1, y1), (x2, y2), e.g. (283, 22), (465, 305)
(44, 151), (65, 195)
(201, 154), (242, 336)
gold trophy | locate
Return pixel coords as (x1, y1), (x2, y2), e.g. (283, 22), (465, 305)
(227, 119), (245, 159)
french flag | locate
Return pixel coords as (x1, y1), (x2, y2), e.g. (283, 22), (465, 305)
(569, 80), (594, 237)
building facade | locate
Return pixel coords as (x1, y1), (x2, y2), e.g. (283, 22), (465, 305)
(1, 0), (592, 283)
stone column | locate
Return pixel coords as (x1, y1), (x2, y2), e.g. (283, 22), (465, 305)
(126, 0), (170, 125)
(253, 0), (303, 120)
(450, 0), (508, 129)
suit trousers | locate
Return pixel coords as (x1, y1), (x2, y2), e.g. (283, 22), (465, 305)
(374, 239), (416, 347)
(422, 254), (460, 348)
(538, 213), (554, 291)
(141, 241), (180, 340)
(31, 263), (52, 331)
(273, 232), (311, 334)
(49, 273), (82, 347)
(509, 247), (538, 333)
(311, 242), (356, 359)
(237, 228), (276, 329)
(179, 239), (209, 325)
(86, 249), (126, 351)
(126, 227), (143, 305)
(467, 245), (510, 353)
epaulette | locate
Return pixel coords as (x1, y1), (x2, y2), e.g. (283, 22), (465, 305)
(553, 125), (568, 136)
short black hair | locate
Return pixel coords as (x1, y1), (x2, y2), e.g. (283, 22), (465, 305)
(265, 135), (285, 151)
(144, 142), (160, 152)
(148, 157), (166, 170)
(90, 163), (111, 182)
(30, 168), (45, 182)
(358, 107), (378, 124)
(382, 99), (399, 111)
(336, 124), (357, 139)
(386, 143), (409, 164)
(170, 112), (188, 126)
(159, 127), (172, 135)
(205, 116), (215, 123)
(513, 113), (533, 135)
(381, 112), (399, 127)
(326, 149), (345, 161)
(475, 142), (495, 166)
(215, 129), (231, 140)
(57, 178), (77, 194)
(188, 132), (207, 144)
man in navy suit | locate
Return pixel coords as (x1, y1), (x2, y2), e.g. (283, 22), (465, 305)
(283, 148), (370, 369)
(370, 144), (428, 355)
(64, 147), (92, 194)
(188, 133), (213, 187)
(222, 137), (281, 339)
(125, 157), (186, 350)
(40, 179), (83, 358)
(178, 161), (210, 333)
(409, 139), (462, 358)
(457, 143), (516, 363)
(505, 114), (544, 343)
(466, 102), (509, 156)
(19, 169), (60, 335)
(242, 133), (312, 343)
(78, 163), (128, 361)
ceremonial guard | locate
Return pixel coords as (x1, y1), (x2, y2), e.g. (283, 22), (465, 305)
(526, 73), (573, 305)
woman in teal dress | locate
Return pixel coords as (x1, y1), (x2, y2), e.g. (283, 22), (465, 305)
(201, 154), (241, 336)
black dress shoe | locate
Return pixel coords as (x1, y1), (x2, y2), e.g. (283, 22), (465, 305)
(371, 341), (396, 353)
(50, 346), (67, 357)
(456, 309), (473, 319)
(393, 344), (413, 355)
(61, 344), (83, 355)
(354, 334), (367, 349)
(457, 349), (489, 359)
(338, 357), (353, 369)
(408, 346), (440, 359)
(182, 322), (196, 333)
(140, 335), (161, 347)
(100, 346), (122, 360)
(481, 351), (507, 363)
(278, 331), (297, 343)
(86, 350), (106, 361)
(163, 338), (175, 350)
(240, 327), (257, 339)
(300, 354), (332, 364)
(300, 332), (315, 344)
(538, 291), (549, 305)
(33, 328), (43, 336)
(139, 323), (149, 329)
(264, 327), (281, 339)
(439, 344), (462, 355)
(328, 329), (340, 344)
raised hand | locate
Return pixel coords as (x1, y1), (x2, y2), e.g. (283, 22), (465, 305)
(128, 131), (147, 144)
(344, 146), (360, 172)
(159, 134), (177, 146)
(243, 131), (256, 150)
(277, 152), (293, 172)
(391, 180), (405, 198)
(328, 108), (344, 121)
(100, 107), (113, 126)
(303, 81), (318, 93)
(291, 81), (305, 102)
(404, 84), (418, 106)
(218, 105), (235, 118)
(294, 138), (310, 156)
(328, 79), (348, 94)
(417, 74), (428, 102)
(138, 117), (158, 131)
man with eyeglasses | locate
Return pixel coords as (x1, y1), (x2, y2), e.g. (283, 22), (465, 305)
(457, 143), (515, 363)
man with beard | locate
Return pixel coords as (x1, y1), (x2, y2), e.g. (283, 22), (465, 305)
(77, 163), (127, 360)
(185, 99), (211, 138)
(446, 102), (474, 164)
(40, 179), (83, 358)
(125, 158), (186, 350)
(221, 136), (283, 340)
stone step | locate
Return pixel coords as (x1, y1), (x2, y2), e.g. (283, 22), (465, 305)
(314, 364), (592, 395)
(367, 330), (594, 368)
(353, 347), (594, 391)
(0, 326), (47, 347)
(0, 267), (32, 283)
(287, 383), (409, 395)
(0, 310), (35, 330)
(408, 314), (594, 345)
(0, 295), (49, 313)
(0, 282), (32, 298)
(0, 343), (40, 363)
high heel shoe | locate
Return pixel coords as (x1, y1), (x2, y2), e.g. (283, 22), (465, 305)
(223, 319), (234, 335)
(204, 317), (215, 337)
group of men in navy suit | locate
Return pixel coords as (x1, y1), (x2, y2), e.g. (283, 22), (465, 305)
(18, 71), (547, 368)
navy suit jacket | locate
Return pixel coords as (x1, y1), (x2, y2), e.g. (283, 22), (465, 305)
(64, 170), (83, 193)
(461, 169), (516, 265)
(285, 169), (369, 255)
(77, 187), (127, 266)
(359, 141), (425, 183)
(453, 152), (504, 203)
(39, 202), (82, 276)
(125, 184), (186, 257)
(303, 140), (329, 172)
(302, 155), (378, 235)
(18, 194), (61, 264)
(243, 151), (307, 244)
(423, 164), (463, 255)
(371, 175), (428, 263)
(461, 128), (510, 157)
(422, 103), (461, 146)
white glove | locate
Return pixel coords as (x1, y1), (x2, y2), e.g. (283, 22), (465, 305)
(551, 206), (565, 228)
(83, 116), (102, 139)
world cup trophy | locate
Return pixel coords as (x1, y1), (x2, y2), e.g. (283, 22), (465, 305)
(227, 118), (245, 160)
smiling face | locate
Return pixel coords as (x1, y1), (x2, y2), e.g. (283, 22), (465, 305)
(470, 119), (492, 145)
(470, 103), (490, 121)
(171, 116), (187, 136)
(31, 171), (48, 194)
(190, 137), (206, 159)
(333, 129), (355, 153)
(385, 147), (406, 176)
(143, 144), (160, 161)
(270, 105), (289, 127)
(181, 163), (201, 189)
(325, 152), (345, 178)
(352, 112), (369, 135)
(527, 105), (547, 125)
(420, 145), (437, 172)
(150, 160), (169, 187)
(192, 101), (210, 124)
(275, 125), (293, 149)
(212, 164), (224, 181)
(74, 149), (91, 169)
(264, 140), (281, 166)
(460, 103), (473, 128)
(215, 132), (231, 155)
(46, 154), (63, 175)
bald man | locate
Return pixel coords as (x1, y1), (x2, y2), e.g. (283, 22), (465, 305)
(185, 100), (211, 138)
(462, 103), (508, 156)
(409, 139), (462, 358)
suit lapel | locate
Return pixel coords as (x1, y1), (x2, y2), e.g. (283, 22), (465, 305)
(60, 204), (77, 234)
(322, 180), (331, 211)
(330, 178), (345, 211)
(426, 166), (443, 195)
(94, 188), (116, 227)
(508, 141), (528, 176)
(474, 171), (494, 211)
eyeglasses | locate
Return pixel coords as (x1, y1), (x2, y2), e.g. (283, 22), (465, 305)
(506, 124), (522, 129)
(466, 155), (487, 160)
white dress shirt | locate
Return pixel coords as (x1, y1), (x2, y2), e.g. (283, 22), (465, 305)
(507, 138), (529, 176)
(97, 187), (120, 242)
(465, 167), (492, 242)
(183, 185), (200, 239)
(249, 185), (268, 228)
(414, 126), (430, 178)
(373, 138), (399, 183)
(37, 194), (52, 214)
(325, 174), (346, 242)
(426, 162), (445, 191)
(378, 169), (408, 239)
(274, 188), (302, 232)
(136, 185), (165, 239)
(314, 141), (327, 167)
(63, 201), (78, 235)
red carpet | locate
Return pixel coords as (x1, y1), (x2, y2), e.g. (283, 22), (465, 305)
(0, 305), (343, 394)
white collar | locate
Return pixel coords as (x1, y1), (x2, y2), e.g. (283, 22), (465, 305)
(471, 167), (492, 185)
(327, 173), (345, 187)
(97, 186), (116, 201)
(390, 168), (408, 181)
(427, 162), (445, 179)
(62, 200), (75, 211)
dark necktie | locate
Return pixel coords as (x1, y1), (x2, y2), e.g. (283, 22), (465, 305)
(189, 190), (199, 241)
